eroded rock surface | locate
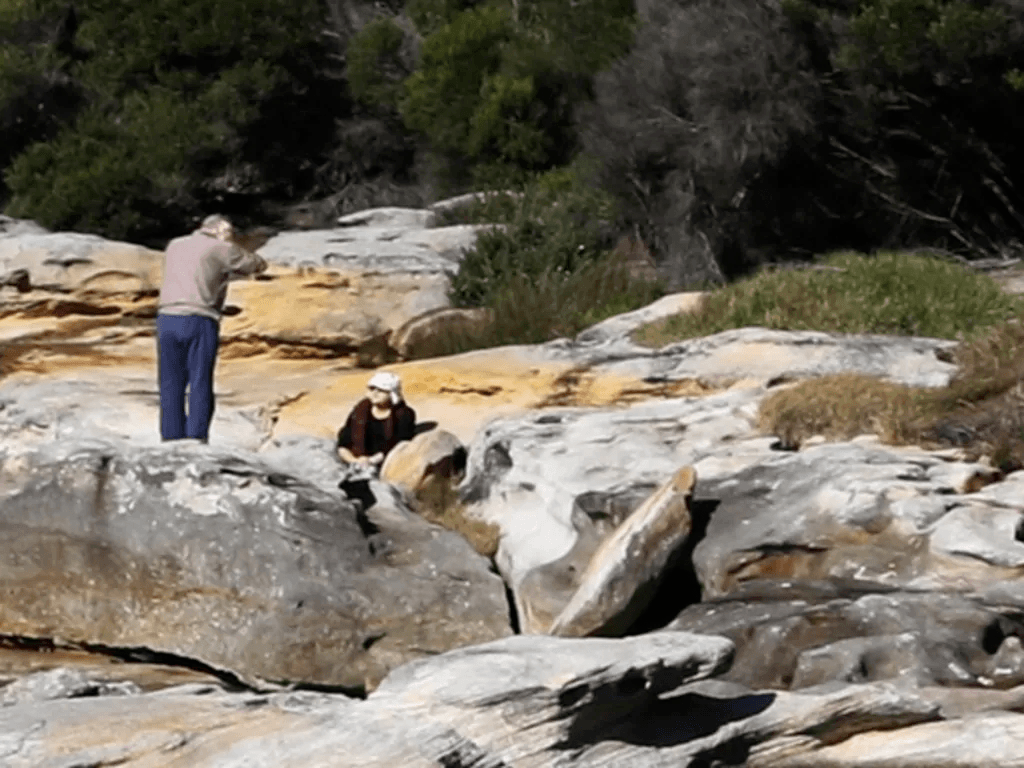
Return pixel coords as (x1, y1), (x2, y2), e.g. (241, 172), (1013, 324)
(3, 631), (998, 768)
(0, 435), (511, 690)
(692, 440), (1017, 599)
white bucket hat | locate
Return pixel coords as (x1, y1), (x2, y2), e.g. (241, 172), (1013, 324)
(367, 371), (403, 404)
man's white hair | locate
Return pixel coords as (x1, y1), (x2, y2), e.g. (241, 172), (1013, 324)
(198, 214), (234, 241)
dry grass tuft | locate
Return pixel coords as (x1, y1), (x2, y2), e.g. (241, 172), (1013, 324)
(413, 476), (501, 559)
(757, 374), (930, 449)
(758, 316), (1024, 471)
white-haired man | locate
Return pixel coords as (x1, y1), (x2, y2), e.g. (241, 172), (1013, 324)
(157, 214), (267, 442)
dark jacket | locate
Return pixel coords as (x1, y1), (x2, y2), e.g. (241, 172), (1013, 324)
(336, 398), (416, 458)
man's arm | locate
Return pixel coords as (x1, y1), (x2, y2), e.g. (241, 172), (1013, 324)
(222, 243), (267, 278)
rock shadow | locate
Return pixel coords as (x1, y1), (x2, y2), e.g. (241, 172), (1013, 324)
(625, 497), (719, 635)
(562, 690), (775, 752)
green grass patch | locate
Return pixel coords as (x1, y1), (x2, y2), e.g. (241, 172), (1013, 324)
(406, 251), (663, 358)
(635, 251), (1024, 346)
(407, 166), (664, 358)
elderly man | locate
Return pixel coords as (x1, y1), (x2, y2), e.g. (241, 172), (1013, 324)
(157, 214), (267, 442)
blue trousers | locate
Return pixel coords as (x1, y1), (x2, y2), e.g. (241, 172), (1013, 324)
(157, 314), (219, 441)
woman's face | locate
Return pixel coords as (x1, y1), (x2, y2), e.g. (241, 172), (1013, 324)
(367, 386), (392, 408)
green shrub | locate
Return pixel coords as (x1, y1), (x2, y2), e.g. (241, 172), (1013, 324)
(409, 252), (663, 359)
(347, 17), (408, 109)
(448, 166), (620, 306)
(635, 251), (1024, 346)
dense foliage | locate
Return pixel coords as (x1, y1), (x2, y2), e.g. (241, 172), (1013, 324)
(1, 0), (342, 242)
(2, 0), (1023, 282)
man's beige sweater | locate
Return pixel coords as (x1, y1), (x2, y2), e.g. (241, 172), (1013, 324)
(158, 231), (267, 321)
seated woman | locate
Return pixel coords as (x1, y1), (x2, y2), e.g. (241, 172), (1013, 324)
(336, 371), (416, 474)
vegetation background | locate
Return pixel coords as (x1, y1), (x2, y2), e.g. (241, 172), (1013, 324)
(2, 0), (1024, 344)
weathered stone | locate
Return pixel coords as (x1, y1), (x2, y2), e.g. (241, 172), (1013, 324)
(0, 632), (736, 767)
(461, 388), (768, 599)
(388, 306), (493, 359)
(0, 232), (163, 295)
(771, 712), (1024, 768)
(255, 225), (488, 271)
(558, 326), (958, 390)
(337, 207), (436, 229)
(427, 190), (522, 218)
(692, 441), (1021, 600)
(670, 591), (1024, 690)
(516, 485), (657, 636)
(0, 667), (141, 707)
(0, 215), (48, 237)
(547, 467), (696, 637)
(379, 428), (466, 494)
(0, 438), (511, 691)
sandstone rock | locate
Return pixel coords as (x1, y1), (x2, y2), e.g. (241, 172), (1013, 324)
(0, 632), (735, 767)
(0, 375), (273, 451)
(555, 326), (958, 390)
(388, 306), (493, 359)
(222, 223), (493, 354)
(338, 206), (436, 229)
(516, 483), (658, 636)
(459, 387), (774, 621)
(692, 441), (1022, 599)
(670, 590), (1024, 691)
(427, 190), (522, 219)
(0, 667), (141, 707)
(573, 291), (704, 347)
(0, 231), (163, 295)
(547, 466), (696, 637)
(0, 215), (48, 237)
(0, 671), (958, 767)
(0, 437), (511, 691)
(255, 225), (488, 272)
(772, 712), (1024, 768)
(379, 428), (466, 494)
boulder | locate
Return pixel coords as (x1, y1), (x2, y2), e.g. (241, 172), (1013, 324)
(670, 588), (1024, 691)
(0, 631), (738, 767)
(337, 207), (436, 229)
(427, 190), (522, 219)
(0, 668), (140, 707)
(0, 633), (981, 767)
(0, 231), (163, 295)
(0, 215), (48, 237)
(547, 466), (696, 637)
(692, 440), (1019, 599)
(459, 387), (775, 621)
(0, 437), (511, 691)
(379, 428), (466, 495)
(388, 306), (493, 359)
(215, 223), (494, 354)
(556, 326), (958, 389)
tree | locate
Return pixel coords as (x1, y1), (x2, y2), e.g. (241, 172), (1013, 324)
(789, 0), (1024, 257)
(398, 0), (634, 187)
(1, 0), (342, 242)
(580, 0), (818, 286)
